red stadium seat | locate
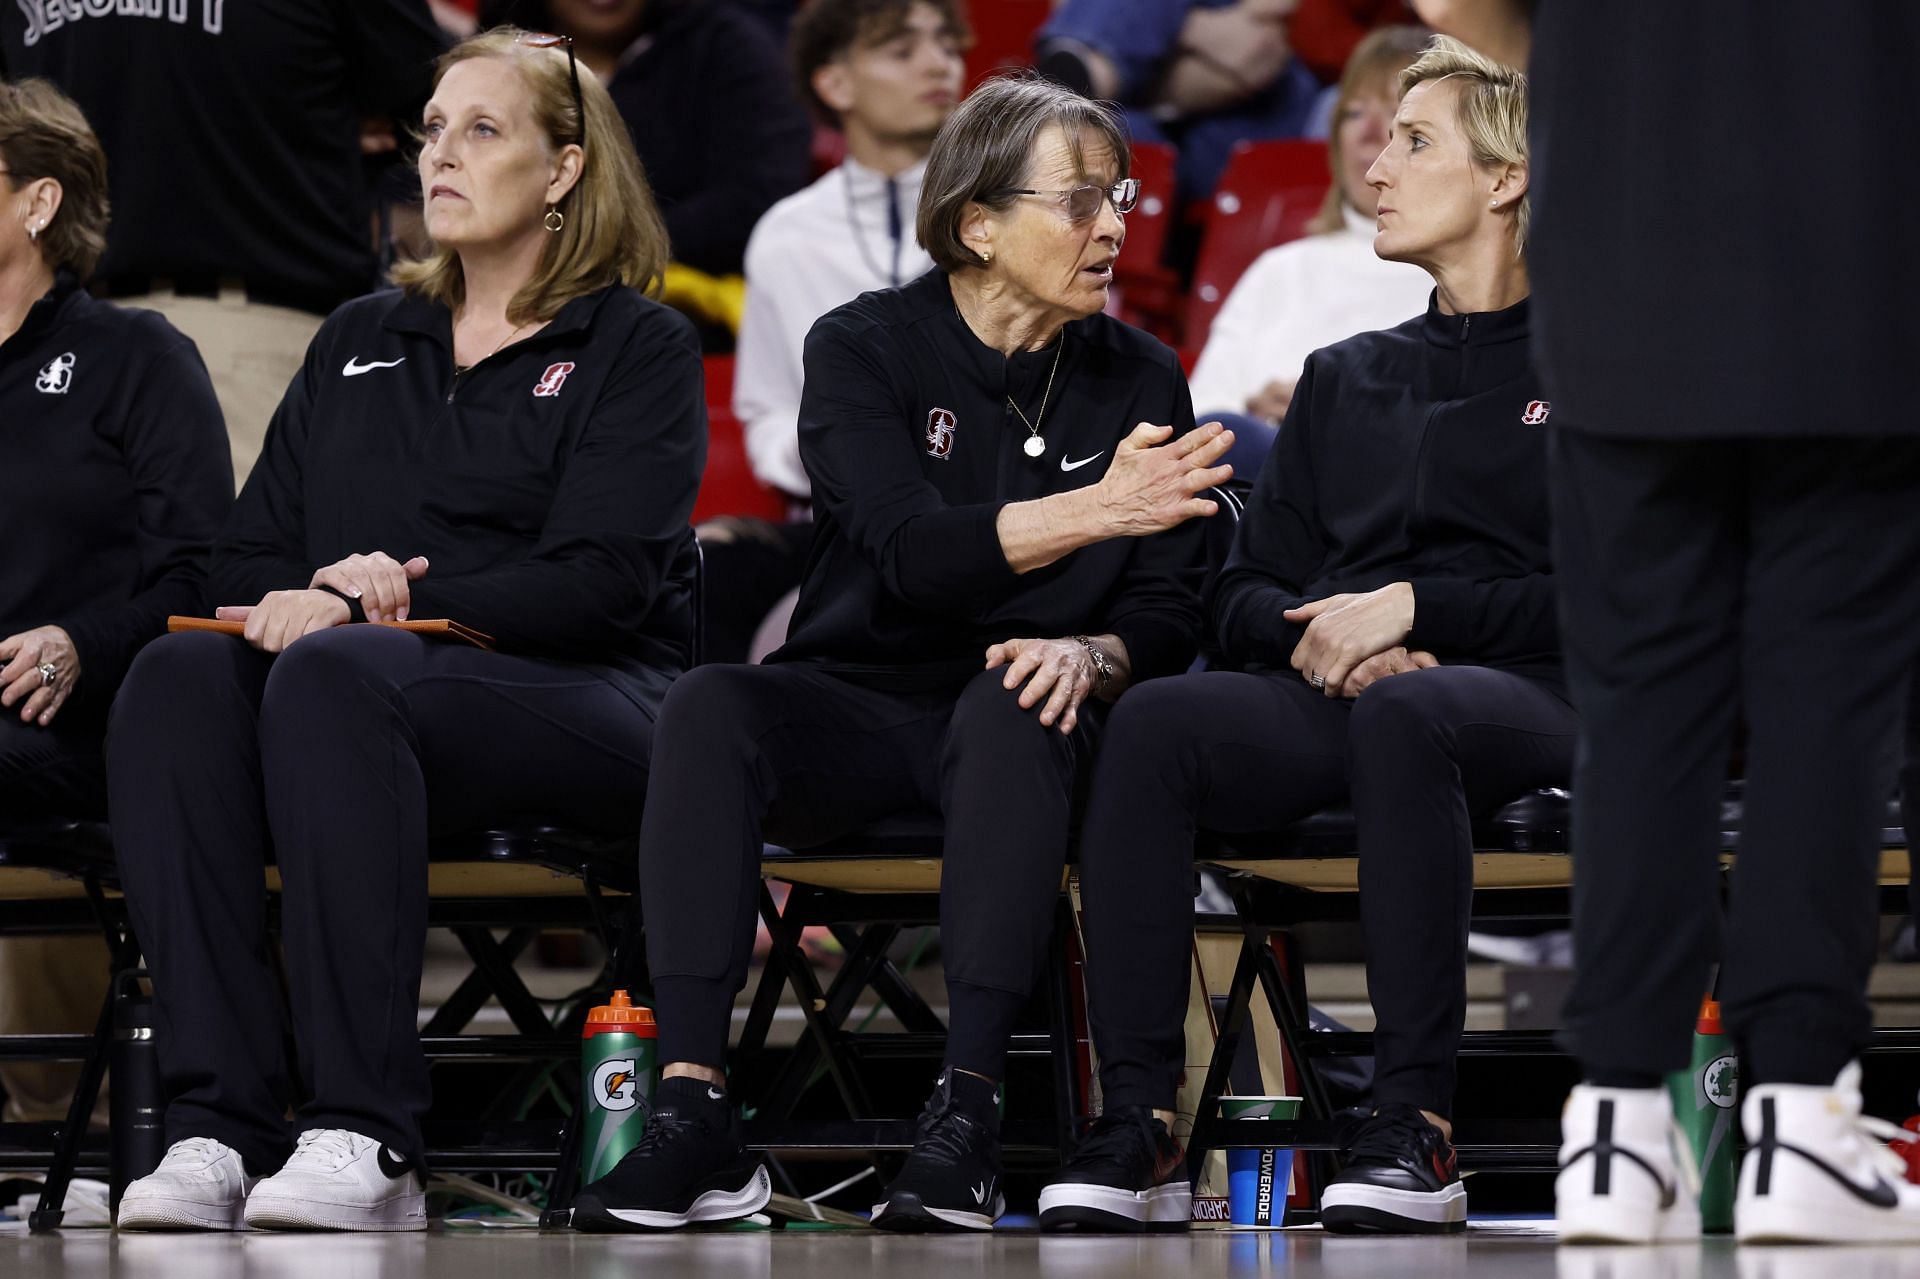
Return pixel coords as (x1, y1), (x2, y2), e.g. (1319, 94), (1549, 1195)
(1185, 139), (1333, 351)
(1111, 141), (1182, 340)
(964, 0), (1049, 85)
(694, 355), (788, 526)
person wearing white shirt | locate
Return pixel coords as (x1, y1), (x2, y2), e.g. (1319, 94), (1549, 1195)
(700, 0), (967, 663)
(734, 0), (969, 501)
(1188, 26), (1432, 438)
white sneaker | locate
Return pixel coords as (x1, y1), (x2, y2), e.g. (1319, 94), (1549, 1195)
(1555, 1085), (1701, 1243)
(117, 1137), (258, 1231)
(1734, 1062), (1920, 1244)
(243, 1129), (427, 1232)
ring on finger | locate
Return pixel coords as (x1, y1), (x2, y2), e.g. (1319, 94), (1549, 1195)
(1307, 671), (1326, 690)
(37, 662), (57, 687)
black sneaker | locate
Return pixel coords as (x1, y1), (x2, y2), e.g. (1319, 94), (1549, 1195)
(871, 1071), (1005, 1232)
(1319, 1103), (1467, 1234)
(570, 1077), (771, 1231)
(1038, 1107), (1192, 1233)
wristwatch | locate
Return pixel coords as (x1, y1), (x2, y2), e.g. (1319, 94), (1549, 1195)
(1070, 634), (1115, 694)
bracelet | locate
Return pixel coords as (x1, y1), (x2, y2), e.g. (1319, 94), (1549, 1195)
(1069, 634), (1115, 694)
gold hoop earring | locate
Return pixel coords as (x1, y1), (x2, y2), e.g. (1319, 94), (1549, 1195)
(544, 206), (565, 233)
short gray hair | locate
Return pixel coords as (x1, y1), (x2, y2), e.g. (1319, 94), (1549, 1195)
(916, 73), (1132, 274)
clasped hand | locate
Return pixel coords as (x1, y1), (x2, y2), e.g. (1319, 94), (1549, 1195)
(1286, 583), (1436, 697)
(217, 552), (429, 653)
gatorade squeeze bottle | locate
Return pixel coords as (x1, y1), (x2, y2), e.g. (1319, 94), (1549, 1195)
(580, 990), (658, 1184)
(1666, 996), (1737, 1233)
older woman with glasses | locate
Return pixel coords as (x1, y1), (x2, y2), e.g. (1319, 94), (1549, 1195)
(570, 74), (1234, 1234)
(108, 28), (705, 1233)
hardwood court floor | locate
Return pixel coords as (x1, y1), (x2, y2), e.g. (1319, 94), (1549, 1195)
(9, 1223), (1920, 1279)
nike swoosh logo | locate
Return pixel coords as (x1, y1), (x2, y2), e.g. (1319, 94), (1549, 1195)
(972, 1180), (990, 1204)
(1060, 451), (1105, 472)
(375, 1146), (413, 1180)
(708, 1087), (726, 1102)
(342, 356), (406, 377)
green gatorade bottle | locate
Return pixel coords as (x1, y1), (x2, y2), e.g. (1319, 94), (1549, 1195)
(580, 990), (658, 1184)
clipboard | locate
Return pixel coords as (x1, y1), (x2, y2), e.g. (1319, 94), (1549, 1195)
(167, 616), (495, 651)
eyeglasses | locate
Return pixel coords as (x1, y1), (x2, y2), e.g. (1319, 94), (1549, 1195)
(1002, 179), (1140, 222)
(517, 31), (585, 146)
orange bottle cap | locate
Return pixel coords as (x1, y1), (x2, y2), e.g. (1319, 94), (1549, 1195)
(583, 989), (657, 1038)
(1697, 997), (1722, 1036)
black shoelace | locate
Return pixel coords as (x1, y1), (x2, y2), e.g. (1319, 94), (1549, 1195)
(913, 1096), (984, 1170)
(631, 1105), (705, 1156)
(1347, 1106), (1440, 1166)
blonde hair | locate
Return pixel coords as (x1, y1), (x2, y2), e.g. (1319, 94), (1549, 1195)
(0, 77), (110, 278)
(393, 27), (670, 323)
(1306, 26), (1430, 236)
(1397, 34), (1530, 252)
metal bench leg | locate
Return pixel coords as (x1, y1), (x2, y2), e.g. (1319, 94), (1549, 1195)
(1185, 927), (1262, 1182)
(29, 968), (118, 1231)
(755, 883), (875, 1120)
(1046, 901), (1088, 1161)
(421, 928), (539, 1036)
(450, 926), (557, 1038)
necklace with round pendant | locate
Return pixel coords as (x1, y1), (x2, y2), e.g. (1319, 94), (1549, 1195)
(1006, 340), (1064, 460)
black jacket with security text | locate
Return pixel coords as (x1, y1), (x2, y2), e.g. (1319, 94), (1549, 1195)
(1212, 294), (1561, 687)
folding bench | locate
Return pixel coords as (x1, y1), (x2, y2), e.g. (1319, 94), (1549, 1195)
(0, 817), (134, 1229)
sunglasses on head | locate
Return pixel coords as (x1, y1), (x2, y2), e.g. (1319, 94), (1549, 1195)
(517, 31), (585, 146)
(1001, 179), (1141, 222)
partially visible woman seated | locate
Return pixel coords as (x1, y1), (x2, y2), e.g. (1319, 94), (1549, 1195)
(1185, 25), (1434, 447)
(1040, 38), (1566, 1235)
(0, 77), (230, 1126)
(109, 29), (706, 1234)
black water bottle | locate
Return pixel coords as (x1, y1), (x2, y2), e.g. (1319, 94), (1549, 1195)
(109, 978), (164, 1212)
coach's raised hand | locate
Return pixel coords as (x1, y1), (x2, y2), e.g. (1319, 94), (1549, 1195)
(1092, 421), (1235, 537)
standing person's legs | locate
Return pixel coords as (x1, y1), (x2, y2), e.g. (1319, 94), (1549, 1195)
(107, 633), (289, 1170)
(1720, 440), (1920, 1083)
(126, 288), (325, 489)
(1551, 432), (1745, 1082)
(253, 626), (666, 1163)
(1347, 667), (1579, 1120)
(1549, 431), (1745, 1243)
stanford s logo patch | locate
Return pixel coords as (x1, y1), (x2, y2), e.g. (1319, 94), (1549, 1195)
(1521, 400), (1551, 425)
(532, 361), (576, 398)
(36, 352), (75, 395)
(924, 407), (957, 460)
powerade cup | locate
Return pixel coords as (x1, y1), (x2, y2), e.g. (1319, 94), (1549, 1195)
(1666, 996), (1737, 1233)
(580, 990), (658, 1183)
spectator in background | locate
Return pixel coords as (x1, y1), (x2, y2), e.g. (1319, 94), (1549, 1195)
(0, 78), (230, 1138)
(1, 2), (447, 488)
(1291, 0), (1418, 83)
(489, 0), (813, 280)
(1186, 25), (1430, 442)
(702, 0), (968, 663)
(1035, 0), (1321, 205)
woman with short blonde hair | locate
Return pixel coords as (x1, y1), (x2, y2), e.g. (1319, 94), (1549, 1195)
(1050, 36), (1565, 1235)
(108, 28), (707, 1234)
(1186, 26), (1434, 437)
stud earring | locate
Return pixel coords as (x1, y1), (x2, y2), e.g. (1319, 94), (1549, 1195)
(1489, 198), (1500, 209)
